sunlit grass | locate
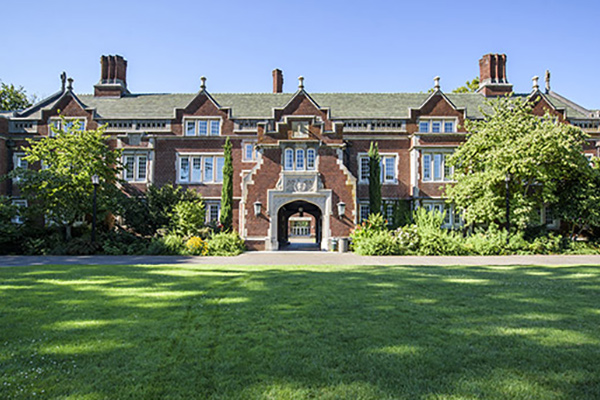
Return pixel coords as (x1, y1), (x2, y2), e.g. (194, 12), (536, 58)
(0, 263), (599, 399)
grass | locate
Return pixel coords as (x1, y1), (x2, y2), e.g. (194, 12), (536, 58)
(1, 263), (599, 399)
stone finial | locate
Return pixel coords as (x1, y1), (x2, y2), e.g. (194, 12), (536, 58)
(298, 76), (304, 90)
(434, 76), (440, 91)
(532, 76), (539, 91)
(60, 72), (67, 91)
(67, 77), (74, 91)
(545, 70), (551, 92)
(200, 76), (206, 90)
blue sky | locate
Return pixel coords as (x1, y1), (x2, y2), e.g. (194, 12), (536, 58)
(3, 0), (600, 109)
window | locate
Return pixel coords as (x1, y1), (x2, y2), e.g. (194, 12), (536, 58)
(358, 154), (397, 183)
(422, 201), (463, 229)
(418, 118), (456, 133)
(13, 153), (28, 182)
(291, 121), (309, 138)
(422, 152), (453, 182)
(49, 118), (85, 137)
(206, 202), (221, 223)
(183, 119), (221, 136)
(11, 199), (27, 224)
(123, 154), (148, 182)
(243, 142), (257, 162)
(178, 154), (224, 183)
(360, 204), (370, 222)
(283, 147), (316, 171)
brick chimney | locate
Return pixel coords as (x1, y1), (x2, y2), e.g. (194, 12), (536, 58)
(478, 54), (513, 97)
(94, 55), (129, 97)
(273, 69), (283, 93)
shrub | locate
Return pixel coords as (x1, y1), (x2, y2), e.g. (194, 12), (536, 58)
(158, 233), (186, 255)
(171, 199), (205, 236)
(394, 224), (419, 254)
(413, 207), (465, 255)
(463, 225), (510, 255)
(185, 236), (208, 256)
(100, 230), (150, 255)
(206, 232), (246, 256)
(352, 230), (399, 255)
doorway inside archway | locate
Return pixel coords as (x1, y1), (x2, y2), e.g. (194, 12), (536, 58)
(277, 200), (322, 251)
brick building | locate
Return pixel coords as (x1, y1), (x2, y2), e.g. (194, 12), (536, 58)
(2, 54), (599, 250)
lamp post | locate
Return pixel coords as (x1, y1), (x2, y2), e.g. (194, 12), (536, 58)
(253, 201), (262, 216)
(505, 173), (510, 245)
(337, 201), (346, 219)
(91, 174), (99, 243)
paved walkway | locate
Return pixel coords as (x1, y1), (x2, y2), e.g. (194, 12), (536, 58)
(1, 253), (600, 267)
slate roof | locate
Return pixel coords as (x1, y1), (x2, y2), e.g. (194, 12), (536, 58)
(14, 89), (595, 121)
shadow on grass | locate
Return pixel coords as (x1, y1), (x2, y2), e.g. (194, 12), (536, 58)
(1, 264), (599, 399)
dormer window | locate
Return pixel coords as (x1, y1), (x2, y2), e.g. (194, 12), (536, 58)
(418, 118), (456, 133)
(184, 118), (221, 136)
(291, 121), (309, 138)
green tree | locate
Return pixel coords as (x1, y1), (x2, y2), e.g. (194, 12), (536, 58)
(368, 141), (382, 215)
(446, 96), (600, 233)
(220, 137), (233, 231)
(452, 77), (480, 93)
(0, 81), (33, 111)
(12, 117), (122, 239)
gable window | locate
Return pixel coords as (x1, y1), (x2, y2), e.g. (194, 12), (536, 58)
(422, 152), (453, 182)
(123, 153), (148, 182)
(184, 119), (221, 136)
(291, 121), (309, 138)
(49, 118), (85, 137)
(358, 154), (397, 184)
(418, 118), (456, 133)
(283, 147), (316, 171)
(178, 154), (225, 183)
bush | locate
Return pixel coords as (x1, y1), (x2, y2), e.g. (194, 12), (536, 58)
(206, 232), (246, 256)
(157, 233), (186, 255)
(100, 230), (150, 255)
(352, 230), (399, 255)
(171, 200), (205, 236)
(463, 225), (510, 255)
(413, 208), (465, 255)
(185, 236), (208, 256)
(394, 224), (419, 254)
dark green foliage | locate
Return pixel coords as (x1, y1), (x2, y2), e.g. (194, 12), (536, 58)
(220, 137), (233, 231)
(368, 142), (381, 215)
(206, 231), (246, 256)
(388, 199), (412, 228)
(0, 197), (21, 254)
(170, 199), (206, 237)
(412, 207), (465, 255)
(0, 81), (33, 111)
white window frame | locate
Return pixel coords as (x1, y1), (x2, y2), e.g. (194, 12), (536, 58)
(177, 153), (224, 184)
(422, 151), (454, 182)
(182, 118), (222, 136)
(206, 202), (221, 223)
(243, 141), (257, 162)
(11, 199), (27, 224)
(283, 146), (317, 171)
(417, 118), (457, 133)
(358, 153), (398, 184)
(48, 117), (86, 137)
(122, 153), (149, 183)
(421, 200), (463, 229)
(359, 203), (370, 222)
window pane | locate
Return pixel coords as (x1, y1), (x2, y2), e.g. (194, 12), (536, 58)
(180, 157), (189, 181)
(203, 157), (213, 182)
(423, 154), (431, 181)
(360, 204), (370, 221)
(307, 149), (316, 170)
(198, 121), (208, 135)
(125, 156), (135, 180)
(419, 121), (429, 132)
(432, 121), (441, 133)
(186, 121), (196, 136)
(384, 156), (395, 181)
(215, 157), (225, 182)
(191, 157), (202, 182)
(137, 156), (147, 181)
(443, 154), (452, 181)
(454, 207), (462, 225)
(360, 157), (369, 181)
(284, 149), (294, 170)
(444, 121), (454, 133)
(210, 120), (220, 136)
(296, 149), (305, 170)
(433, 154), (442, 181)
(444, 205), (451, 225)
(245, 143), (253, 160)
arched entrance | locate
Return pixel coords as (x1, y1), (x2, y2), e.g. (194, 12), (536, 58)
(277, 200), (322, 250)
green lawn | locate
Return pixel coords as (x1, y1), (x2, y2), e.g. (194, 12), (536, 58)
(1, 263), (599, 400)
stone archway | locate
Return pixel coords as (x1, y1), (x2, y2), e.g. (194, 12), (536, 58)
(277, 200), (322, 250)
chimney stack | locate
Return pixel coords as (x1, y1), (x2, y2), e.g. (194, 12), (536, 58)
(273, 69), (283, 93)
(477, 53), (513, 97)
(94, 55), (129, 97)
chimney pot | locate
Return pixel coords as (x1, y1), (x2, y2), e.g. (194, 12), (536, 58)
(272, 69), (283, 93)
(434, 76), (440, 91)
(67, 78), (73, 91)
(95, 54), (129, 97)
(298, 76), (304, 90)
(532, 76), (539, 91)
(200, 76), (207, 90)
(478, 53), (513, 96)
(545, 70), (551, 92)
